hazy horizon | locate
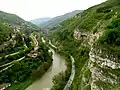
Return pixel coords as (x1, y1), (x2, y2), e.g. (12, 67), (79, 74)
(0, 0), (106, 21)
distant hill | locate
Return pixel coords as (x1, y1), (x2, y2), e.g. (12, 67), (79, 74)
(0, 11), (40, 33)
(39, 10), (83, 31)
(30, 17), (51, 25)
(0, 11), (26, 24)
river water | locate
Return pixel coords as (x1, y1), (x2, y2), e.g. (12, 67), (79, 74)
(26, 48), (66, 90)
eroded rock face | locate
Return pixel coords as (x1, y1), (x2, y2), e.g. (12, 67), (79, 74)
(74, 29), (102, 45)
(89, 47), (120, 69)
(73, 29), (88, 40)
(73, 29), (120, 90)
(89, 47), (120, 90)
(89, 33), (120, 90)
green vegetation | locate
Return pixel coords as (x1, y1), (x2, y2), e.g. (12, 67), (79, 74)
(51, 72), (66, 90)
(0, 32), (30, 65)
(51, 50), (71, 90)
(50, 26), (90, 90)
(0, 23), (13, 44)
(1, 0), (120, 90)
(48, 0), (120, 90)
(0, 11), (40, 33)
(97, 17), (120, 60)
(99, 18), (120, 45)
(0, 28), (53, 90)
(7, 79), (32, 90)
(39, 10), (82, 34)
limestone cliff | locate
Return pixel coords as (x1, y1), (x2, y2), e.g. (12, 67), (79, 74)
(73, 28), (120, 90)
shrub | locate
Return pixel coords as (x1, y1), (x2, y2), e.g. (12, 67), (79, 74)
(96, 7), (111, 13)
(99, 18), (120, 45)
(104, 13), (113, 20)
(107, 18), (120, 29)
(115, 38), (120, 45)
(99, 29), (120, 44)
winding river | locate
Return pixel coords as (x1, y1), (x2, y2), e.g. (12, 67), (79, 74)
(26, 48), (66, 90)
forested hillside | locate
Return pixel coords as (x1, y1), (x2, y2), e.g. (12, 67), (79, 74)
(0, 11), (53, 90)
(0, 11), (40, 33)
(1, 0), (120, 90)
(0, 23), (13, 44)
(39, 10), (83, 34)
(49, 0), (120, 90)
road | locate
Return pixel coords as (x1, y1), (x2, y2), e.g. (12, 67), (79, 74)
(0, 56), (25, 73)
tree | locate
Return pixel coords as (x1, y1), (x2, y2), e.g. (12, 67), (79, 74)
(115, 38), (120, 45)
(43, 62), (50, 71)
(37, 65), (45, 75)
(51, 72), (66, 90)
(12, 61), (21, 71)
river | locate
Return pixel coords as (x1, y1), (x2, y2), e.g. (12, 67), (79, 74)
(26, 48), (66, 90)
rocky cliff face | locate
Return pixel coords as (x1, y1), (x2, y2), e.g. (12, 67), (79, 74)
(74, 29), (120, 90)
(74, 29), (88, 41)
(89, 47), (120, 90)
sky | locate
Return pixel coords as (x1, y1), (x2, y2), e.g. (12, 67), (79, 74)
(0, 0), (106, 21)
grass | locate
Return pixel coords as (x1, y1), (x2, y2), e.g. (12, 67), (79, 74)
(7, 79), (32, 90)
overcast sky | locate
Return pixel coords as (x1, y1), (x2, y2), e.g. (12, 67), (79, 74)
(0, 0), (106, 21)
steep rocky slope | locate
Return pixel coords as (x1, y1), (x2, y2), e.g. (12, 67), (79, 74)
(50, 0), (120, 90)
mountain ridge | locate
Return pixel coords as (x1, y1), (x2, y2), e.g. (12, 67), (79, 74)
(30, 17), (51, 25)
(39, 10), (83, 33)
(0, 10), (40, 33)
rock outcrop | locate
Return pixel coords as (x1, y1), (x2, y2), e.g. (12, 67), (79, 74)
(89, 33), (120, 90)
(74, 28), (120, 90)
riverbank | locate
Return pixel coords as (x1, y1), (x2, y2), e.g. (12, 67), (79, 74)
(7, 79), (32, 90)
(7, 55), (52, 90)
(48, 42), (74, 90)
(7, 38), (67, 90)
(63, 55), (75, 90)
(26, 48), (66, 90)
(1, 33), (53, 90)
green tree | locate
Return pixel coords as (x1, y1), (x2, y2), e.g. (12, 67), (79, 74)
(43, 62), (50, 71)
